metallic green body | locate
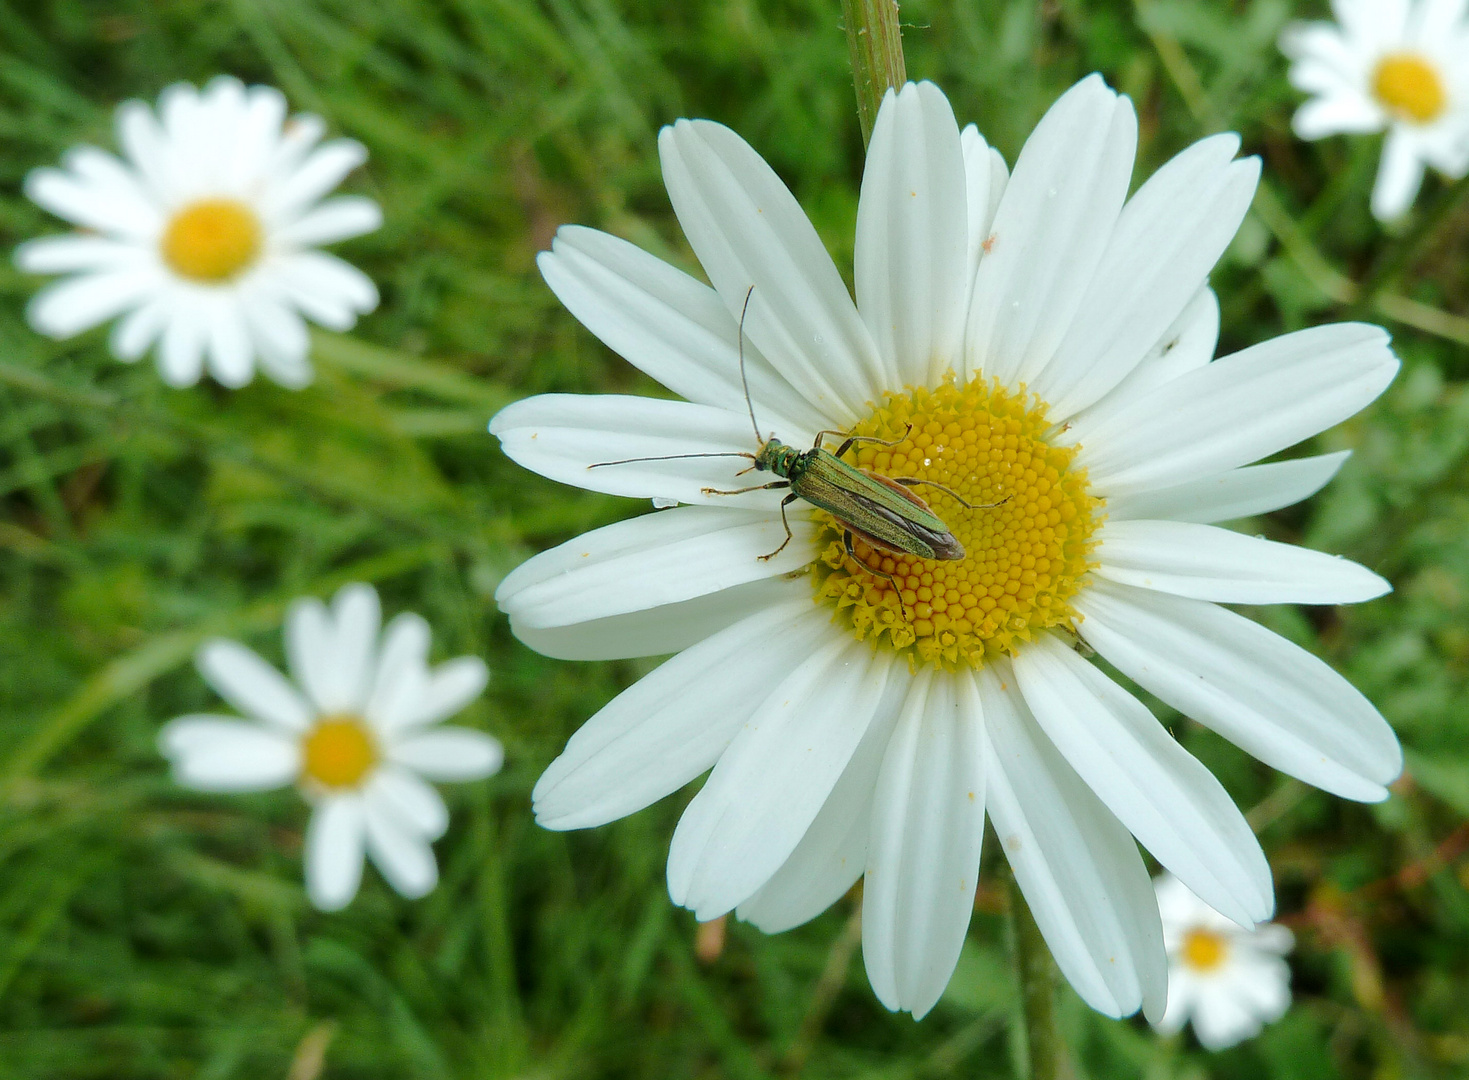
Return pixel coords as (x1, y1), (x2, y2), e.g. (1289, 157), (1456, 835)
(754, 438), (964, 561)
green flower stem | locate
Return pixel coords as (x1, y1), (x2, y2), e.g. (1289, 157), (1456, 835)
(1009, 874), (1063, 1080)
(841, 0), (907, 147)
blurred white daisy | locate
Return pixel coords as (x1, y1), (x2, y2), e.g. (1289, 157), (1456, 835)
(1151, 874), (1294, 1050)
(1282, 0), (1469, 220)
(160, 583), (502, 911)
(492, 76), (1401, 1019)
(15, 75), (382, 389)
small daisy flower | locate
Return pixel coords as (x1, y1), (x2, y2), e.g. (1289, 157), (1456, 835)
(492, 77), (1401, 1020)
(15, 75), (382, 389)
(1152, 874), (1294, 1050)
(160, 584), (502, 911)
(1281, 0), (1469, 220)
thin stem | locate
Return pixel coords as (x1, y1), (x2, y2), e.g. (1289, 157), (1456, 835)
(1008, 875), (1062, 1080)
(841, 0), (906, 147)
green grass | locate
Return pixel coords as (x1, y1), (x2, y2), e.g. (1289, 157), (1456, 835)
(2, 0), (1469, 1076)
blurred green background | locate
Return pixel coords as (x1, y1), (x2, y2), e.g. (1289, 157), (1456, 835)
(2, 0), (1468, 1076)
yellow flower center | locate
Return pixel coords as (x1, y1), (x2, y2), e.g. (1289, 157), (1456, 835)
(160, 198), (262, 282)
(1181, 927), (1229, 972)
(812, 378), (1101, 669)
(300, 716), (378, 790)
(1372, 52), (1447, 124)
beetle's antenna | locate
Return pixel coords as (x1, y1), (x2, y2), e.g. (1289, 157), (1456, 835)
(588, 451), (756, 469)
(737, 285), (761, 444)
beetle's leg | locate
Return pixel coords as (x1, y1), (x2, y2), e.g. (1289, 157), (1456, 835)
(814, 423), (913, 458)
(702, 480), (790, 497)
(758, 493), (800, 561)
(843, 529), (909, 618)
(890, 477), (1012, 511)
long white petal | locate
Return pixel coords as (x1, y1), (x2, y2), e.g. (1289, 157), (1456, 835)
(959, 124), (1004, 295)
(735, 665), (910, 933)
(365, 612), (430, 728)
(327, 583), (382, 713)
(510, 575), (805, 661)
(273, 250), (379, 326)
(1035, 137), (1258, 419)
(1103, 451), (1351, 524)
(259, 139), (368, 223)
(157, 300), (207, 387)
(1074, 580), (1401, 801)
(1089, 285), (1218, 408)
(304, 795), (367, 911)
(364, 766), (450, 839)
(363, 796), (439, 899)
(389, 728), (504, 783)
(1093, 519), (1390, 604)
(382, 658), (489, 732)
(272, 196), (383, 248)
(14, 235), (150, 275)
(863, 667), (987, 1018)
(855, 82), (969, 390)
(537, 226), (826, 437)
(26, 270), (159, 339)
(24, 158), (162, 239)
(979, 662), (1166, 1021)
(195, 638), (313, 731)
(659, 118), (884, 422)
(964, 75), (1137, 388)
(1068, 323), (1398, 496)
(1372, 126), (1427, 221)
(532, 599), (833, 830)
(667, 635), (895, 920)
(1012, 633), (1273, 926)
(490, 393), (788, 509)
(157, 715), (300, 791)
(497, 505), (817, 629)
(204, 295), (256, 389)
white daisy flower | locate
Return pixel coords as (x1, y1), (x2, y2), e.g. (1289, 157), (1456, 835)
(1281, 0), (1469, 220)
(491, 76), (1402, 1020)
(15, 75), (382, 389)
(1151, 874), (1294, 1050)
(159, 583), (502, 911)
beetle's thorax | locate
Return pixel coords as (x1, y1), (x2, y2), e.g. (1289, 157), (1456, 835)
(756, 438), (803, 478)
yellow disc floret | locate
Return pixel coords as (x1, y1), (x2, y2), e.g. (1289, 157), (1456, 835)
(160, 198), (262, 282)
(1181, 927), (1229, 972)
(1372, 52), (1447, 124)
(813, 377), (1102, 669)
(301, 716), (378, 790)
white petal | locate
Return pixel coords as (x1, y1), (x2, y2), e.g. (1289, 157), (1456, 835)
(204, 297), (256, 388)
(157, 715), (300, 791)
(228, 85), (289, 187)
(1074, 580), (1401, 801)
(304, 795), (367, 911)
(964, 75), (1137, 388)
(1093, 519), (1391, 604)
(959, 124), (1001, 291)
(363, 796), (440, 899)
(537, 226), (825, 437)
(285, 596), (337, 713)
(1372, 126), (1427, 221)
(239, 287), (313, 388)
(115, 98), (172, 198)
(510, 575), (804, 661)
(272, 196), (383, 248)
(157, 301), (207, 388)
(326, 583), (382, 713)
(259, 139), (369, 223)
(659, 118), (884, 422)
(195, 638), (313, 731)
(1078, 287), (1216, 421)
(23, 158), (161, 239)
(26, 270), (159, 339)
(1068, 323), (1398, 496)
(365, 765), (450, 839)
(1104, 451), (1351, 524)
(1292, 92), (1385, 139)
(532, 598), (832, 829)
(110, 297), (170, 361)
(273, 250), (379, 327)
(381, 657), (488, 732)
(1189, 983), (1262, 1050)
(1012, 633), (1273, 926)
(496, 505), (817, 629)
(863, 667), (987, 1019)
(667, 636), (896, 920)
(489, 393), (788, 510)
(1035, 136), (1258, 420)
(364, 612), (431, 728)
(269, 113), (327, 176)
(979, 662), (1167, 1021)
(14, 235), (149, 274)
(389, 728), (504, 782)
(855, 82), (969, 389)
(735, 666), (909, 933)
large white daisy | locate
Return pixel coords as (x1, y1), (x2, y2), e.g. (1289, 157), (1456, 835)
(1152, 874), (1294, 1050)
(491, 76), (1402, 1020)
(1281, 0), (1469, 220)
(15, 75), (381, 389)
(160, 583), (503, 911)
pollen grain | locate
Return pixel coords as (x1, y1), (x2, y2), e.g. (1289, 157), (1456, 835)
(813, 377), (1101, 670)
